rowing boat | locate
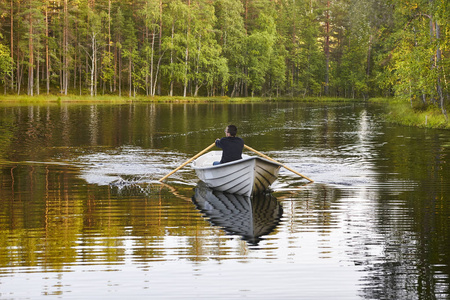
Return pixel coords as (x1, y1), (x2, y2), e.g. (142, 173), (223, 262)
(192, 151), (282, 197)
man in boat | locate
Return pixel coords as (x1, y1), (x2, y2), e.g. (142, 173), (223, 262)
(213, 125), (244, 165)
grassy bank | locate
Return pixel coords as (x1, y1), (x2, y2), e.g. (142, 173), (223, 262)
(0, 94), (357, 104)
(370, 97), (450, 129)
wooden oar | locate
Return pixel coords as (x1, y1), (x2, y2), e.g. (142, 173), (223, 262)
(159, 142), (216, 182)
(244, 144), (314, 183)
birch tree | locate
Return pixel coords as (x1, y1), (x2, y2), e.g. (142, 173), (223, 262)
(215, 0), (245, 97)
(122, 13), (138, 97)
(137, 0), (161, 96)
(162, 0), (188, 96)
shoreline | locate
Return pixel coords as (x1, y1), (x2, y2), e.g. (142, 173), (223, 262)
(369, 97), (450, 130)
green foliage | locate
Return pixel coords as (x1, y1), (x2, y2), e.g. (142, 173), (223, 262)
(247, 14), (276, 94)
(214, 0), (246, 94)
(101, 51), (114, 85)
(0, 40), (12, 83)
(0, 0), (447, 114)
(380, 0), (449, 113)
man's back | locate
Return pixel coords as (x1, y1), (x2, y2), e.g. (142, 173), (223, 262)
(215, 136), (244, 164)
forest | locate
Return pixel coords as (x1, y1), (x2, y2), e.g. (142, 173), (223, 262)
(0, 0), (448, 108)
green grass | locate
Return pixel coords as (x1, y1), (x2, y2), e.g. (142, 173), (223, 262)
(370, 97), (450, 129)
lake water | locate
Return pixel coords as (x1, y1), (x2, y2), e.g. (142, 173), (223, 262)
(0, 102), (449, 299)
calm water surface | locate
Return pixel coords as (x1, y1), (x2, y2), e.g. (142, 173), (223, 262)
(0, 102), (449, 299)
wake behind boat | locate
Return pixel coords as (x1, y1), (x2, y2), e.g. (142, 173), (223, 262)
(192, 151), (282, 197)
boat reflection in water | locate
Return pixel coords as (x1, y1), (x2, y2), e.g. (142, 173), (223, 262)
(192, 182), (283, 245)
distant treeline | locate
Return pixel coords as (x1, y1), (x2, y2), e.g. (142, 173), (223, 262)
(0, 1), (448, 106)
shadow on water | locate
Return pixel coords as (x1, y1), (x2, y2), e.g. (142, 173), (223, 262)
(192, 182), (283, 246)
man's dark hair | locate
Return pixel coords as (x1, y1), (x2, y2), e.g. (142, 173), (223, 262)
(227, 125), (238, 137)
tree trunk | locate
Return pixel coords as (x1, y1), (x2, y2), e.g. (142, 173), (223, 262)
(119, 47), (122, 96)
(169, 22), (174, 96)
(73, 40), (77, 92)
(244, 67), (248, 97)
(152, 54), (163, 96)
(183, 47), (188, 97)
(36, 41), (40, 95)
(150, 30), (155, 96)
(367, 35), (372, 77)
(129, 53), (132, 97)
(79, 57), (82, 95)
(324, 0), (330, 96)
(183, 0), (190, 97)
(108, 0), (112, 91)
(59, 32), (63, 94)
(17, 54), (21, 95)
(63, 0), (68, 95)
(45, 1), (50, 94)
(90, 34), (96, 96)
(28, 8), (33, 96)
(114, 46), (118, 94)
(158, 0), (163, 95)
(435, 21), (447, 119)
(10, 0), (14, 92)
(94, 42), (98, 96)
(194, 35), (202, 97)
(145, 1), (150, 96)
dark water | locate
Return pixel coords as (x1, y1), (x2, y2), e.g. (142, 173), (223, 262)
(0, 102), (449, 299)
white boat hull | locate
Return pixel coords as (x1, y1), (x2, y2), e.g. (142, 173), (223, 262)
(192, 151), (281, 197)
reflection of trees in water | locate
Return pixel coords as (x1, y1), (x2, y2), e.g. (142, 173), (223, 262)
(283, 182), (449, 299)
(0, 164), (211, 268)
(192, 182), (283, 246)
(0, 114), (15, 161)
(350, 116), (450, 299)
(350, 187), (449, 300)
(356, 219), (448, 299)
